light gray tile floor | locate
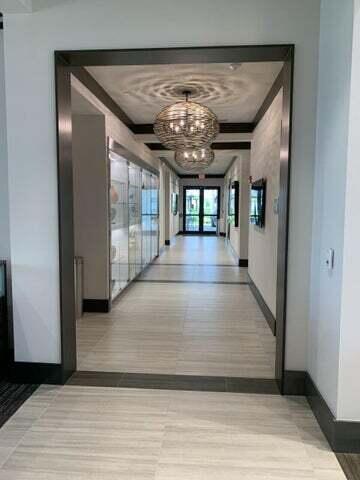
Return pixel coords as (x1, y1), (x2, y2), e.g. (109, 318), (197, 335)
(77, 236), (276, 377)
(0, 385), (346, 480)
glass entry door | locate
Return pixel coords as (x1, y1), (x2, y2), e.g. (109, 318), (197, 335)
(184, 187), (220, 234)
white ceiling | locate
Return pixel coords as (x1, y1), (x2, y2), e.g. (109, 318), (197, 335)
(158, 149), (245, 176)
(86, 62), (283, 124)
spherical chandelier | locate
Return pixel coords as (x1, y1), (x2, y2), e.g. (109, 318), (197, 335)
(174, 147), (215, 171)
(154, 91), (219, 150)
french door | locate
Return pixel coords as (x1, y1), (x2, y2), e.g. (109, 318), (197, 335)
(183, 187), (220, 234)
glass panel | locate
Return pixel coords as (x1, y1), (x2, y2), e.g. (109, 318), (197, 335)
(185, 215), (200, 232)
(128, 163), (142, 280)
(109, 151), (129, 299)
(142, 171), (152, 266)
(150, 174), (159, 260)
(203, 215), (217, 233)
(203, 189), (218, 215)
(185, 189), (200, 215)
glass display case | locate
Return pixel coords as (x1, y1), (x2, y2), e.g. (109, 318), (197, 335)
(141, 170), (152, 267)
(150, 174), (159, 259)
(109, 150), (129, 300)
(128, 162), (142, 281)
(108, 140), (159, 302)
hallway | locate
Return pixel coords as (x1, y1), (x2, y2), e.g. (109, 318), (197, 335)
(77, 236), (275, 378)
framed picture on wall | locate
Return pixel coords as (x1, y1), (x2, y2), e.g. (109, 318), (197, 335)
(171, 192), (178, 215)
(228, 181), (239, 228)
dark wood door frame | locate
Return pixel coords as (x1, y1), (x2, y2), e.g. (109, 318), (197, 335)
(54, 45), (294, 392)
(183, 186), (221, 235)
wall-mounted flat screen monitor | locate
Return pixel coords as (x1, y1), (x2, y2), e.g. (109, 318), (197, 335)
(228, 181), (239, 227)
(250, 179), (266, 228)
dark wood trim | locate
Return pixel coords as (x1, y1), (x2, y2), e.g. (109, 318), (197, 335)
(165, 240), (171, 246)
(69, 371), (279, 394)
(56, 45), (294, 67)
(248, 274), (276, 335)
(275, 47), (294, 391)
(147, 142), (251, 151)
(131, 122), (254, 135)
(8, 362), (64, 385)
(283, 370), (307, 395)
(54, 56), (77, 383)
(284, 371), (360, 454)
(55, 45), (294, 389)
(71, 66), (133, 126)
(179, 174), (224, 179)
(238, 259), (248, 267)
(0, 261), (9, 378)
(83, 299), (111, 313)
(253, 66), (285, 126)
(136, 279), (249, 285)
(306, 373), (360, 453)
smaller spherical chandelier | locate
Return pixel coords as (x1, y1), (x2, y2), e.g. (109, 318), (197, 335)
(174, 147), (215, 171)
(154, 91), (219, 150)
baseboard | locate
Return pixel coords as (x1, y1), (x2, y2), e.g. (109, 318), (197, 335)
(283, 370), (307, 395)
(284, 370), (360, 453)
(7, 362), (64, 385)
(238, 259), (248, 267)
(165, 239), (171, 246)
(83, 299), (110, 313)
(248, 274), (276, 335)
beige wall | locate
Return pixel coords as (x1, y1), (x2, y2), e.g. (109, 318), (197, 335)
(248, 89), (283, 317)
(72, 114), (109, 300)
(224, 152), (251, 261)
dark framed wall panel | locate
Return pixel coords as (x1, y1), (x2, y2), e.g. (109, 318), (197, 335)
(275, 51), (294, 389)
(54, 56), (77, 381)
(54, 45), (294, 389)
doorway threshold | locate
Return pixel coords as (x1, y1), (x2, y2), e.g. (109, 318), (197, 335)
(68, 371), (279, 394)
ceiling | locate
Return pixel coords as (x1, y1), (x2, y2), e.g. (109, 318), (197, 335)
(84, 61), (283, 175)
(86, 62), (283, 124)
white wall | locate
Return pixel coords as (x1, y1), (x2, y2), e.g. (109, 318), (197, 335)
(224, 152), (250, 261)
(248, 90), (282, 317)
(0, 31), (10, 262)
(2, 0), (321, 366)
(309, 0), (355, 416)
(336, 0), (360, 421)
(72, 114), (109, 300)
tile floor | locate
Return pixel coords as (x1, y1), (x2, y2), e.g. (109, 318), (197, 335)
(0, 384), (347, 479)
(77, 236), (276, 377)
